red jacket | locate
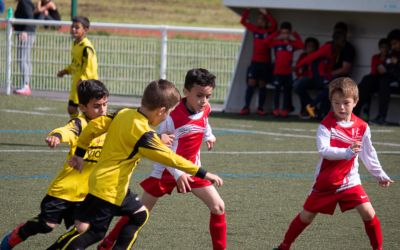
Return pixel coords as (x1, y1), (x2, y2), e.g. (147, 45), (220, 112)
(370, 54), (385, 75)
(264, 31), (304, 75)
(241, 9), (277, 63)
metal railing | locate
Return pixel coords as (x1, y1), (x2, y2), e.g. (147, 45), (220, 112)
(1, 17), (243, 102)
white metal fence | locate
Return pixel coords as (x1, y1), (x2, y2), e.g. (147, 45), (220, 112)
(0, 18), (243, 102)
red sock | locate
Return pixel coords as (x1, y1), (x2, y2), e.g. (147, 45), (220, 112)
(364, 215), (383, 250)
(8, 223), (24, 247)
(279, 214), (309, 250)
(209, 213), (226, 250)
(101, 216), (130, 247)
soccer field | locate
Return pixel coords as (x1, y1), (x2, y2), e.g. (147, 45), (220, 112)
(0, 95), (399, 250)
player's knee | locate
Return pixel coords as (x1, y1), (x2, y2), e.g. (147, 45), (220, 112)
(74, 221), (89, 233)
(210, 201), (225, 214)
(129, 209), (149, 227)
(247, 79), (257, 87)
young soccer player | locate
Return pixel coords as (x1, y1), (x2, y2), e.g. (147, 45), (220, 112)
(98, 68), (226, 250)
(239, 8), (277, 116)
(263, 21), (304, 117)
(53, 79), (223, 249)
(57, 16), (98, 118)
(0, 79), (109, 250)
(275, 77), (393, 250)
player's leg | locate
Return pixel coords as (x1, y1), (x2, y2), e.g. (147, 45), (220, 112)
(68, 83), (80, 118)
(276, 209), (316, 250)
(0, 195), (69, 249)
(192, 185), (226, 250)
(112, 191), (149, 249)
(240, 63), (257, 115)
(356, 202), (383, 250)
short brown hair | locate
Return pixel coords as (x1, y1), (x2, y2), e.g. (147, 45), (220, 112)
(141, 79), (181, 111)
(328, 77), (359, 102)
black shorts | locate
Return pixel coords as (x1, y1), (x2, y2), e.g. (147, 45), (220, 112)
(39, 195), (82, 229)
(75, 190), (143, 234)
(247, 62), (274, 83)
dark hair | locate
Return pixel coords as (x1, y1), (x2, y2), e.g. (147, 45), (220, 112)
(387, 29), (400, 42)
(328, 77), (359, 102)
(304, 37), (320, 49)
(280, 21), (292, 31)
(334, 22), (348, 33)
(141, 79), (181, 111)
(378, 38), (389, 47)
(72, 16), (90, 29)
(77, 79), (109, 105)
(184, 68), (216, 90)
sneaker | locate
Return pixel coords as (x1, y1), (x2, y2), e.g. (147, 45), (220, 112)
(0, 233), (12, 250)
(280, 109), (289, 118)
(239, 107), (250, 115)
(256, 107), (266, 116)
(272, 109), (280, 117)
(97, 237), (115, 250)
(14, 84), (31, 96)
(305, 104), (316, 118)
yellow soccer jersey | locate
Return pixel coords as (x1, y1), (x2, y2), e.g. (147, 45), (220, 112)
(64, 37), (98, 105)
(47, 114), (106, 202)
(75, 108), (206, 206)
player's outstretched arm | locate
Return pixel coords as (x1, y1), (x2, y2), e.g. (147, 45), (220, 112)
(45, 135), (61, 148)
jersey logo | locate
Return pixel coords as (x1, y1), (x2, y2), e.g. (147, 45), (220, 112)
(351, 128), (361, 140)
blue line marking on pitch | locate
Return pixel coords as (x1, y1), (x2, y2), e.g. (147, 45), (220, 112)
(0, 129), (49, 134)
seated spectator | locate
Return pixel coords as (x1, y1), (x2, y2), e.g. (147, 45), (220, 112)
(370, 29), (400, 125)
(293, 37), (330, 119)
(34, 0), (60, 25)
(354, 38), (390, 121)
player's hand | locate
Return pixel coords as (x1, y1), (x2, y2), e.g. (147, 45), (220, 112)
(160, 133), (175, 147)
(350, 141), (362, 153)
(68, 155), (84, 172)
(176, 174), (194, 193)
(45, 135), (60, 148)
(206, 136), (216, 151)
(259, 8), (267, 15)
(205, 172), (223, 187)
(379, 179), (394, 188)
(57, 69), (67, 77)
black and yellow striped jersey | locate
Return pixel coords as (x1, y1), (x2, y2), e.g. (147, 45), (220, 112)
(75, 108), (206, 206)
(47, 114), (106, 202)
(64, 37), (98, 86)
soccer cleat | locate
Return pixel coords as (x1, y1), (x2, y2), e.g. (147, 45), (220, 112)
(280, 109), (289, 118)
(272, 109), (280, 117)
(14, 84), (31, 96)
(305, 104), (316, 118)
(256, 107), (266, 116)
(239, 107), (250, 115)
(97, 237), (115, 250)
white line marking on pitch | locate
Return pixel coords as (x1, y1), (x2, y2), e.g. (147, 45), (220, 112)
(0, 109), (68, 117)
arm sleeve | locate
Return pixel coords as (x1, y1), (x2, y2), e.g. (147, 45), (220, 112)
(359, 126), (391, 182)
(292, 32), (305, 50)
(138, 132), (206, 178)
(75, 115), (113, 157)
(203, 118), (215, 142)
(264, 12), (277, 33)
(80, 47), (98, 80)
(316, 124), (356, 160)
(48, 118), (83, 145)
(297, 43), (331, 68)
(263, 31), (279, 47)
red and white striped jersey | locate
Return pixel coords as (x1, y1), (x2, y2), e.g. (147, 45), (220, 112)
(312, 112), (390, 193)
(151, 99), (215, 180)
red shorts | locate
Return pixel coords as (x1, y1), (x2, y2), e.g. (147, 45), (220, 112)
(140, 169), (212, 197)
(303, 185), (370, 215)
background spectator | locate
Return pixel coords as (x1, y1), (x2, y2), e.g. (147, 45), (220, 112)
(354, 38), (390, 121)
(13, 0), (36, 96)
(34, 0), (60, 29)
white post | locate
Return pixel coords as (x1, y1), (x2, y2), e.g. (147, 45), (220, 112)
(159, 27), (168, 80)
(5, 8), (13, 95)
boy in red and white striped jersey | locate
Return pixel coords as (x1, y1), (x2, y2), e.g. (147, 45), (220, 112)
(276, 77), (393, 250)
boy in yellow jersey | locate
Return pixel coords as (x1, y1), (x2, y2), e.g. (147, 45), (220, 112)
(57, 16), (98, 118)
(56, 79), (223, 250)
(0, 80), (109, 250)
